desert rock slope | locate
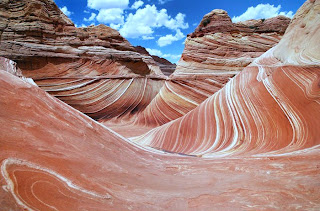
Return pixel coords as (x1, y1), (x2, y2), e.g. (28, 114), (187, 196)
(0, 0), (289, 133)
(0, 0), (319, 210)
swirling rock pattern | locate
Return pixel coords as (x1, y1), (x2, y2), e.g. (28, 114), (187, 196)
(0, 0), (320, 210)
(132, 0), (320, 157)
(1, 56), (320, 210)
(0, 0), (290, 127)
(0, 0), (170, 121)
(174, 10), (290, 77)
(128, 11), (290, 129)
(0, 0), (163, 77)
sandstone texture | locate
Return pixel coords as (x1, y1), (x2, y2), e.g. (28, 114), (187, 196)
(133, 0), (320, 157)
(0, 0), (164, 76)
(128, 10), (291, 128)
(0, 0), (290, 127)
(0, 0), (320, 210)
(174, 10), (290, 77)
(0, 0), (168, 122)
(151, 55), (176, 76)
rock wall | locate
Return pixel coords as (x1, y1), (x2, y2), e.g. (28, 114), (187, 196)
(132, 1), (320, 157)
(0, 0), (168, 122)
(130, 11), (290, 128)
(0, 0), (163, 76)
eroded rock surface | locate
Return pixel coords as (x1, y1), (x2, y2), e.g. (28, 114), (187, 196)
(0, 0), (168, 122)
(128, 10), (291, 129)
(0, 0), (164, 76)
(0, 53), (319, 210)
(174, 10), (290, 77)
(0, 0), (290, 128)
(133, 0), (320, 157)
(0, 0), (320, 210)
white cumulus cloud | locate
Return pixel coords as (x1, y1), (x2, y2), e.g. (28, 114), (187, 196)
(119, 4), (188, 38)
(96, 8), (124, 24)
(158, 0), (172, 5)
(232, 4), (294, 22)
(157, 29), (185, 47)
(142, 35), (155, 40)
(110, 23), (122, 30)
(146, 48), (181, 63)
(75, 23), (89, 28)
(84, 13), (97, 22)
(60, 6), (72, 17)
(131, 0), (144, 9)
(87, 0), (129, 10)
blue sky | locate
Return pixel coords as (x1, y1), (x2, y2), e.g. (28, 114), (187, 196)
(54, 0), (305, 63)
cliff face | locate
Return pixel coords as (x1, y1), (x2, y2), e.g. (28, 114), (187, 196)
(0, 0), (168, 122)
(130, 11), (291, 129)
(133, 1), (320, 157)
(0, 0), (163, 76)
(174, 10), (290, 77)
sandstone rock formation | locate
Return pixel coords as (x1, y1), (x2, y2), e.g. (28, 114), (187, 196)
(0, 0), (163, 77)
(0, 0), (169, 122)
(174, 10), (290, 77)
(0, 57), (36, 85)
(0, 0), (320, 210)
(151, 55), (176, 76)
(128, 10), (291, 129)
(133, 1), (320, 157)
(0, 0), (290, 129)
(1, 67), (319, 210)
(135, 46), (176, 76)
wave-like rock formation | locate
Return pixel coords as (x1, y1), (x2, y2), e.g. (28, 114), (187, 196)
(0, 0), (171, 121)
(0, 0), (164, 76)
(132, 0), (320, 157)
(0, 0), (320, 210)
(0, 0), (290, 128)
(174, 10), (290, 77)
(128, 11), (290, 129)
(0, 48), (320, 210)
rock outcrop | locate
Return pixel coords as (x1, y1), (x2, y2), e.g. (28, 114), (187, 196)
(133, 1), (320, 157)
(1, 63), (319, 210)
(0, 0), (168, 122)
(174, 10), (290, 77)
(135, 46), (176, 76)
(151, 55), (176, 76)
(0, 1), (320, 210)
(0, 0), (291, 128)
(0, 0), (163, 76)
(128, 10), (291, 129)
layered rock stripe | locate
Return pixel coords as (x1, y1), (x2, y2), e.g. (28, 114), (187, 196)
(132, 10), (290, 128)
(0, 56), (320, 210)
(0, 0), (320, 210)
(133, 0), (320, 156)
(0, 0), (289, 128)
